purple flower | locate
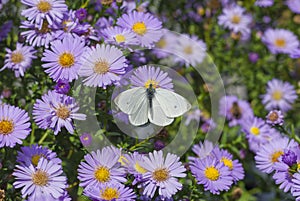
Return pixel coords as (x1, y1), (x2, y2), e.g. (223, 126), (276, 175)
(154, 140), (165, 150)
(139, 150), (186, 199)
(75, 8), (87, 21)
(184, 108), (201, 125)
(0, 20), (13, 41)
(102, 26), (139, 47)
(21, 0), (68, 29)
(287, 0), (300, 14)
(0, 104), (31, 148)
(261, 79), (298, 112)
(290, 48), (300, 59)
(17, 144), (62, 166)
(188, 140), (216, 162)
(255, 0), (274, 7)
(77, 147), (127, 188)
(79, 44), (127, 88)
(282, 150), (298, 167)
(1, 43), (37, 77)
(190, 157), (233, 194)
(262, 29), (299, 54)
(130, 65), (173, 90)
(273, 161), (295, 192)
(80, 132), (92, 147)
(54, 79), (71, 94)
(33, 90), (86, 135)
(255, 137), (298, 173)
(42, 36), (86, 82)
(248, 52), (259, 63)
(13, 158), (67, 200)
(124, 152), (147, 185)
(95, 17), (114, 31)
(152, 29), (177, 59)
(266, 110), (284, 126)
(117, 11), (163, 48)
(84, 183), (136, 201)
(219, 95), (254, 127)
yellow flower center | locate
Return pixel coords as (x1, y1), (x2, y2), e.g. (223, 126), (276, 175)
(101, 0), (113, 5)
(0, 120), (14, 135)
(11, 52), (24, 64)
(204, 166), (220, 181)
(183, 46), (193, 55)
(144, 79), (159, 89)
(272, 91), (283, 101)
(134, 162), (147, 174)
(32, 170), (49, 186)
(156, 38), (167, 48)
(37, 1), (52, 13)
(221, 157), (233, 170)
(132, 22), (147, 35)
(152, 168), (169, 182)
(56, 106), (70, 120)
(38, 20), (51, 34)
(31, 155), (42, 166)
(115, 34), (126, 43)
(274, 38), (286, 48)
(100, 187), (120, 200)
(94, 166), (110, 183)
(231, 15), (241, 24)
(58, 52), (75, 68)
(94, 60), (110, 74)
(250, 126), (260, 136)
(271, 151), (284, 163)
(118, 155), (128, 166)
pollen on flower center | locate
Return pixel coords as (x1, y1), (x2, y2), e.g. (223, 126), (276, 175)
(134, 162), (147, 174)
(272, 91), (283, 101)
(132, 22), (147, 35)
(156, 38), (167, 48)
(58, 52), (75, 68)
(183, 46), (193, 54)
(56, 106), (70, 120)
(101, 0), (113, 5)
(37, 1), (52, 13)
(0, 120), (14, 135)
(101, 187), (120, 200)
(221, 157), (233, 170)
(32, 170), (49, 186)
(31, 154), (42, 166)
(271, 151), (284, 163)
(231, 15), (241, 24)
(94, 60), (110, 74)
(268, 111), (279, 122)
(94, 166), (110, 183)
(144, 79), (159, 89)
(274, 38), (286, 48)
(38, 21), (51, 34)
(204, 166), (220, 181)
(230, 102), (242, 119)
(153, 168), (169, 182)
(11, 52), (24, 64)
(250, 126), (260, 136)
(115, 34), (126, 43)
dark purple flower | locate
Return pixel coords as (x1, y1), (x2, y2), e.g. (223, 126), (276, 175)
(1, 89), (11, 98)
(80, 133), (93, 147)
(54, 79), (71, 94)
(0, 20), (13, 41)
(154, 140), (165, 150)
(75, 8), (87, 21)
(248, 52), (259, 63)
(282, 150), (297, 167)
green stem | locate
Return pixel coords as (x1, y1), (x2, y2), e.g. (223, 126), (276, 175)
(129, 138), (150, 151)
(38, 130), (51, 144)
(30, 126), (35, 144)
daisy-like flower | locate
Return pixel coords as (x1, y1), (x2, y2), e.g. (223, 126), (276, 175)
(53, 10), (80, 40)
(273, 160), (296, 192)
(173, 34), (207, 66)
(266, 110), (284, 126)
(219, 95), (254, 127)
(287, 0), (300, 14)
(79, 44), (127, 88)
(77, 147), (127, 188)
(190, 157), (233, 195)
(20, 20), (55, 48)
(33, 90), (86, 135)
(0, 104), (31, 148)
(117, 11), (163, 48)
(262, 29), (299, 54)
(255, 137), (298, 174)
(188, 140), (216, 162)
(261, 79), (298, 112)
(130, 65), (173, 90)
(54, 79), (70, 94)
(124, 152), (147, 185)
(218, 4), (252, 37)
(102, 26), (139, 47)
(255, 0), (274, 7)
(13, 158), (67, 200)
(84, 183), (136, 201)
(21, 0), (68, 29)
(139, 150), (186, 199)
(153, 29), (177, 59)
(184, 108), (201, 126)
(80, 132), (93, 147)
(17, 144), (62, 166)
(1, 43), (37, 77)
(42, 36), (85, 82)
(213, 148), (245, 182)
(292, 173), (300, 200)
(241, 117), (273, 152)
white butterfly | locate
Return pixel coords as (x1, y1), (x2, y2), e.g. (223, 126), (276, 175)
(114, 86), (191, 126)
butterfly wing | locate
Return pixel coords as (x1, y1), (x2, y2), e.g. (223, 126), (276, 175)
(148, 96), (174, 126)
(155, 88), (191, 118)
(114, 87), (146, 115)
(128, 93), (149, 126)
